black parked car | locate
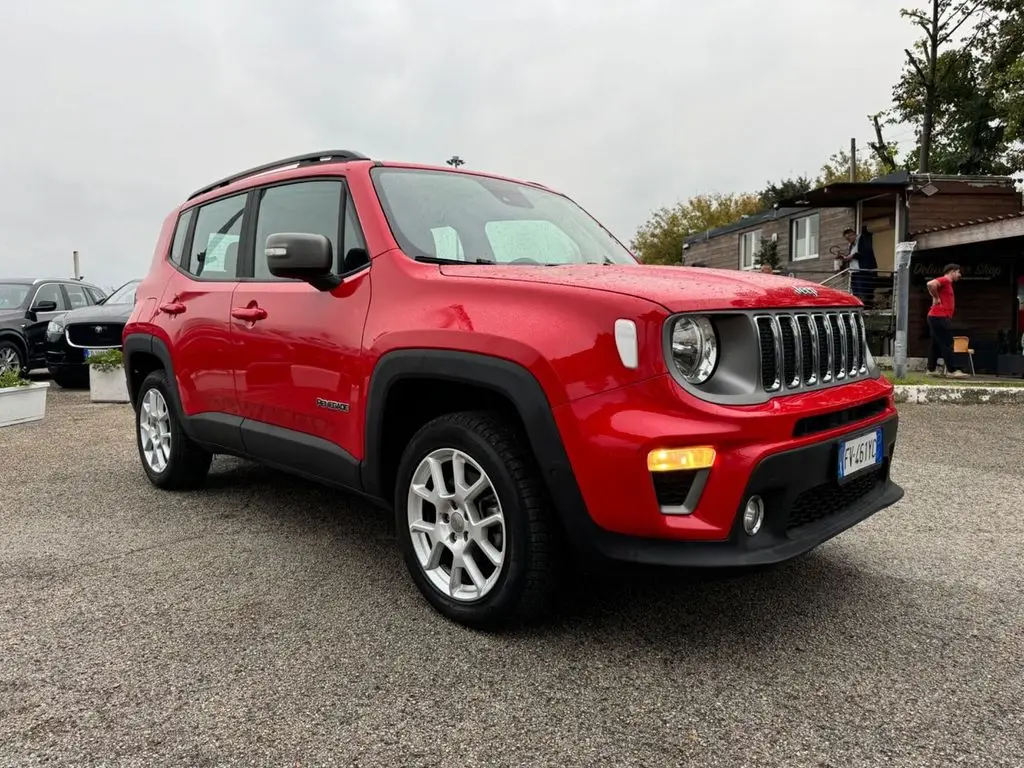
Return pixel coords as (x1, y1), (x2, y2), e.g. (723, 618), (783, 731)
(0, 278), (106, 377)
(45, 279), (141, 388)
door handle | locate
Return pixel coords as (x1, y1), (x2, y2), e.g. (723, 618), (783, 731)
(231, 306), (267, 322)
(159, 302), (186, 315)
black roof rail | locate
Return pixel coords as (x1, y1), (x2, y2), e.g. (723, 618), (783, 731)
(187, 149), (370, 201)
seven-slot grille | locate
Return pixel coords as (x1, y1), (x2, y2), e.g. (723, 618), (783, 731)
(66, 322), (124, 349)
(754, 310), (867, 393)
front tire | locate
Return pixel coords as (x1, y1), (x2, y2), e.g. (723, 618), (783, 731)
(394, 411), (561, 629)
(0, 340), (25, 377)
(135, 370), (212, 490)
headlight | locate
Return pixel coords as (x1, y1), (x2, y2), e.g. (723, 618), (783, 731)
(46, 318), (66, 336)
(670, 315), (718, 384)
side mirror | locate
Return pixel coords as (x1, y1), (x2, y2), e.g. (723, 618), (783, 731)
(265, 233), (339, 291)
(30, 300), (58, 313)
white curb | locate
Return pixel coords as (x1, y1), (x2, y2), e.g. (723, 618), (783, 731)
(894, 384), (1024, 405)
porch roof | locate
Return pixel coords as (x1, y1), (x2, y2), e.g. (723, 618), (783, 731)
(914, 211), (1024, 250)
(775, 171), (910, 209)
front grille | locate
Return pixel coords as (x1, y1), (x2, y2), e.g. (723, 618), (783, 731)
(66, 322), (124, 349)
(754, 310), (868, 394)
(786, 464), (886, 531)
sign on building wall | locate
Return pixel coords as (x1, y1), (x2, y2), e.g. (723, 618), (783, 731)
(910, 259), (1011, 282)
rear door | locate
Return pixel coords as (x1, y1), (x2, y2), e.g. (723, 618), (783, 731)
(230, 178), (372, 483)
(160, 193), (245, 435)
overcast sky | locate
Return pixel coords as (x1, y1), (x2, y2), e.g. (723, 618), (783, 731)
(0, 0), (916, 289)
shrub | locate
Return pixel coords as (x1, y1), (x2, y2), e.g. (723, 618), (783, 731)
(0, 369), (29, 389)
(86, 349), (124, 373)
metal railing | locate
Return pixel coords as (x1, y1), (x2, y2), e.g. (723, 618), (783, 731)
(785, 268), (895, 311)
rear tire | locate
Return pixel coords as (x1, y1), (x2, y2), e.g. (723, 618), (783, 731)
(135, 369), (212, 490)
(394, 410), (561, 629)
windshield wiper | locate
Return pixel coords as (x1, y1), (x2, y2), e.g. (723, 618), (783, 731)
(414, 255), (494, 265)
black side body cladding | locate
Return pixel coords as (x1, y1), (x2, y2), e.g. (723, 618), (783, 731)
(362, 350), (593, 541)
(123, 333), (362, 491)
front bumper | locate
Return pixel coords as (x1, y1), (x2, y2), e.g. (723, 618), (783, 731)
(550, 374), (904, 567)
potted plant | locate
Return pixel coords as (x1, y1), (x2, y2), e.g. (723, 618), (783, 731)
(755, 237), (781, 272)
(87, 349), (129, 403)
(0, 369), (49, 427)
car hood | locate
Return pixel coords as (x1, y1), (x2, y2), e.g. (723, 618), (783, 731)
(0, 308), (27, 325)
(437, 263), (859, 312)
(61, 302), (134, 324)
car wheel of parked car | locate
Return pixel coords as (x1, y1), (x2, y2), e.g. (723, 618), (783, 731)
(52, 371), (89, 389)
(0, 340), (25, 377)
(394, 410), (561, 628)
(135, 370), (212, 490)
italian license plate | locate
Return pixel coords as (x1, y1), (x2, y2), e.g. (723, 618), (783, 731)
(837, 427), (883, 481)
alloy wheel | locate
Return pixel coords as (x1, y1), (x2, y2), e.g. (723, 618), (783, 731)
(139, 388), (172, 473)
(0, 346), (20, 376)
(406, 448), (507, 602)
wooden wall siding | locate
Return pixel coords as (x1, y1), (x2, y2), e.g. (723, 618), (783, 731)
(685, 207), (856, 276)
(909, 191), (1022, 234)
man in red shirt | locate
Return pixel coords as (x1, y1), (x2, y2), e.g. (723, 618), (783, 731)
(926, 263), (965, 377)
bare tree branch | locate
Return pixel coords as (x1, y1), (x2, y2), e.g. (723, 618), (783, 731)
(905, 48), (929, 83)
(869, 114), (900, 171)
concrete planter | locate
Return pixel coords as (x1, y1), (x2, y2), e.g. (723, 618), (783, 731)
(0, 381), (49, 427)
(89, 365), (129, 403)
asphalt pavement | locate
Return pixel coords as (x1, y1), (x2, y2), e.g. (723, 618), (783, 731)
(1, 388), (1021, 767)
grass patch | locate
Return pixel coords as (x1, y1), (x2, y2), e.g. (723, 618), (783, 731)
(883, 371), (1024, 388)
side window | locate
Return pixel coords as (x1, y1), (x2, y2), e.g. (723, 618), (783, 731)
(341, 195), (369, 273)
(64, 283), (91, 309)
(187, 194), (246, 280)
(32, 284), (67, 311)
(85, 286), (105, 304)
(170, 208), (194, 268)
(252, 181), (342, 280)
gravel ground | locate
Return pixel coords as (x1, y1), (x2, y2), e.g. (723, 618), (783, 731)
(1, 388), (1022, 767)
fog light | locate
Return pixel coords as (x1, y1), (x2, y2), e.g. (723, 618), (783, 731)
(743, 495), (764, 536)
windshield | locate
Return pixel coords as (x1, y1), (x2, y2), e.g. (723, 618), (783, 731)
(371, 168), (637, 266)
(0, 283), (31, 310)
(104, 280), (139, 305)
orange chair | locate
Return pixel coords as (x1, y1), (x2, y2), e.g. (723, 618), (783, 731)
(953, 336), (975, 375)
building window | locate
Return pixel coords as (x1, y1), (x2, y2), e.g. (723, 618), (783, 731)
(739, 229), (762, 270)
(790, 213), (819, 261)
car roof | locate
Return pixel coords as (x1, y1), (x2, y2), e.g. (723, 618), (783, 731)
(0, 278), (101, 288)
(182, 150), (551, 210)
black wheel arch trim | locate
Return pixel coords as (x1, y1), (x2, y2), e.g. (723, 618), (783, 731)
(361, 349), (598, 552)
(0, 329), (29, 357)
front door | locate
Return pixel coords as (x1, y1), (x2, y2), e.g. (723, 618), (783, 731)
(230, 178), (372, 484)
(161, 194), (244, 423)
(24, 282), (69, 366)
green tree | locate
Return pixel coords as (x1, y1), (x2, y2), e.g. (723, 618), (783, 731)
(892, 0), (995, 171)
(757, 176), (813, 208)
(630, 192), (763, 265)
(817, 147), (896, 185)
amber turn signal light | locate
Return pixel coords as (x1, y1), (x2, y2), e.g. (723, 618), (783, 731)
(646, 446), (716, 472)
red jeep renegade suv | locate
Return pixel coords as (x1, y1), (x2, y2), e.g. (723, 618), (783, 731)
(123, 150), (904, 627)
